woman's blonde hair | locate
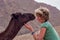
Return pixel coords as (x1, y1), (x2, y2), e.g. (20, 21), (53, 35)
(35, 6), (50, 22)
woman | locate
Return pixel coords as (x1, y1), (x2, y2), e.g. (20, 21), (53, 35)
(24, 7), (60, 40)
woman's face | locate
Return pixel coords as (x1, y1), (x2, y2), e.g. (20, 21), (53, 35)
(36, 16), (45, 23)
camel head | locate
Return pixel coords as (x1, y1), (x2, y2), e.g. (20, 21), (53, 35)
(11, 12), (35, 23)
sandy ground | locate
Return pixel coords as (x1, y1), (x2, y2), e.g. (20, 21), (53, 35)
(13, 33), (34, 40)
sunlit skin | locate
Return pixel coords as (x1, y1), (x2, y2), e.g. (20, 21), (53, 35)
(36, 16), (45, 23)
(35, 16), (46, 40)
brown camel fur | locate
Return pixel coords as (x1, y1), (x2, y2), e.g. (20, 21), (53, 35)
(0, 12), (35, 40)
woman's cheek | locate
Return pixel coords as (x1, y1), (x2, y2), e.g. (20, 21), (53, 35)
(36, 17), (40, 21)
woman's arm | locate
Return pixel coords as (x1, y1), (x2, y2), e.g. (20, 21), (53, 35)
(24, 23), (38, 40)
(39, 28), (46, 40)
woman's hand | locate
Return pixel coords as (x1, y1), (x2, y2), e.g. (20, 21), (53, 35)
(24, 23), (34, 32)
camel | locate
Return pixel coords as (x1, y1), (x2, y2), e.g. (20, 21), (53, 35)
(0, 12), (35, 40)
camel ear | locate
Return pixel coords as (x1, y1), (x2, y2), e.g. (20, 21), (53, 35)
(11, 12), (22, 19)
(11, 13), (18, 19)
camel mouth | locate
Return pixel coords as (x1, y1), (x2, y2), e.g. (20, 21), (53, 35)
(27, 14), (35, 20)
(29, 14), (35, 20)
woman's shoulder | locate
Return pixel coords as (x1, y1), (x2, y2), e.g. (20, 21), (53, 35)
(41, 21), (52, 28)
